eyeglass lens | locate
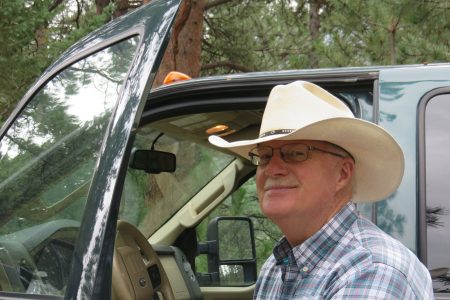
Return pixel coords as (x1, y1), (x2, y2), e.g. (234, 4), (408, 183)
(249, 144), (310, 166)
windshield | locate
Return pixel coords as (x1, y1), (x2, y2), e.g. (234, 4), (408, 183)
(119, 125), (234, 236)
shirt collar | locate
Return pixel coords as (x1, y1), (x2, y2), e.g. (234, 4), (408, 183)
(273, 202), (358, 271)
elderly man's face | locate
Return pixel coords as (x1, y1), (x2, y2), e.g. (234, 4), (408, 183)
(255, 139), (353, 227)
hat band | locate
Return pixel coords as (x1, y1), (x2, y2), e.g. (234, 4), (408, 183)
(259, 129), (295, 138)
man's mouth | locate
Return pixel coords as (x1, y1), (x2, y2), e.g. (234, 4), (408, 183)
(264, 181), (298, 191)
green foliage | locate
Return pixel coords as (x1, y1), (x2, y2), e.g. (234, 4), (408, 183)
(44, 2), (115, 60)
(202, 0), (449, 74)
(0, 0), (54, 122)
(202, 0), (311, 74)
(322, 0), (450, 66)
(0, 0), (113, 124)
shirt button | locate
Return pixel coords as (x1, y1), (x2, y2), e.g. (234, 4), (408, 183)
(302, 266), (309, 273)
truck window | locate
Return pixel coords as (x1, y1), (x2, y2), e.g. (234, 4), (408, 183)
(0, 36), (139, 296)
(424, 92), (450, 293)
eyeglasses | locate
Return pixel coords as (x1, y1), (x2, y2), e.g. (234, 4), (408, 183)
(248, 143), (349, 166)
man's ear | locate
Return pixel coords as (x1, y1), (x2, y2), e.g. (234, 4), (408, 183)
(336, 158), (355, 192)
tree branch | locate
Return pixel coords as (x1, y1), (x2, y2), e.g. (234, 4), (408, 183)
(201, 61), (253, 72)
(48, 0), (64, 12)
(68, 66), (123, 84)
(75, 0), (82, 29)
(205, 0), (235, 10)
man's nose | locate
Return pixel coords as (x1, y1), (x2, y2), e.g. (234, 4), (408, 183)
(263, 150), (288, 176)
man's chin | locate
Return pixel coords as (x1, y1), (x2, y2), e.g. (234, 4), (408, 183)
(261, 204), (294, 221)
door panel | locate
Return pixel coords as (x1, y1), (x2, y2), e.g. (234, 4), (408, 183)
(0, 0), (182, 298)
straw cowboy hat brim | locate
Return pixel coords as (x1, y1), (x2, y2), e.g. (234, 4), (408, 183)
(208, 80), (404, 203)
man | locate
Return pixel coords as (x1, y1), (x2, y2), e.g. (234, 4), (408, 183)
(209, 81), (433, 299)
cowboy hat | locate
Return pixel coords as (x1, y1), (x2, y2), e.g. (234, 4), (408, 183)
(208, 80), (404, 203)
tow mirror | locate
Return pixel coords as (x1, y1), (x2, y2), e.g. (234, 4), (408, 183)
(198, 216), (257, 286)
(129, 149), (176, 174)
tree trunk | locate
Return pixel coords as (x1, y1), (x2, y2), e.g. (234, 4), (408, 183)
(154, 0), (206, 87)
(95, 0), (111, 15)
(388, 19), (398, 65)
(308, 0), (324, 68)
(114, 0), (130, 18)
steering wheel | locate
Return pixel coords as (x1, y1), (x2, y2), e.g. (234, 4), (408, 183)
(113, 220), (174, 300)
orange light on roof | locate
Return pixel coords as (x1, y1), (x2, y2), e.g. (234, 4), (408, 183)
(206, 124), (229, 135)
(163, 71), (192, 85)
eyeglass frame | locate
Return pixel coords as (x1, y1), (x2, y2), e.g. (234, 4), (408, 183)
(248, 142), (354, 166)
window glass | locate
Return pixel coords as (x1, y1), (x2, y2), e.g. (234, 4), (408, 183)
(425, 93), (450, 292)
(119, 127), (235, 237)
(0, 36), (139, 296)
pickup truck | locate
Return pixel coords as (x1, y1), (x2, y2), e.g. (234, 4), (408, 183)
(0, 0), (449, 299)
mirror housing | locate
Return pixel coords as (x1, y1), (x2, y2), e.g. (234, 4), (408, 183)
(129, 149), (176, 174)
(198, 216), (257, 286)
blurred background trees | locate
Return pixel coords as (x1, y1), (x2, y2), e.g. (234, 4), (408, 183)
(0, 0), (449, 123)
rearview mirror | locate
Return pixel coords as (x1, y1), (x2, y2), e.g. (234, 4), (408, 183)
(129, 149), (176, 174)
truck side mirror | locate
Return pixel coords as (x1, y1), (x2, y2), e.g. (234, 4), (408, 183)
(198, 216), (257, 286)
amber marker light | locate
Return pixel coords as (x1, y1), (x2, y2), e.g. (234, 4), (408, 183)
(162, 71), (192, 85)
(206, 124), (229, 135)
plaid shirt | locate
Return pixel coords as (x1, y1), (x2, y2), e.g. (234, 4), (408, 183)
(254, 203), (433, 299)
